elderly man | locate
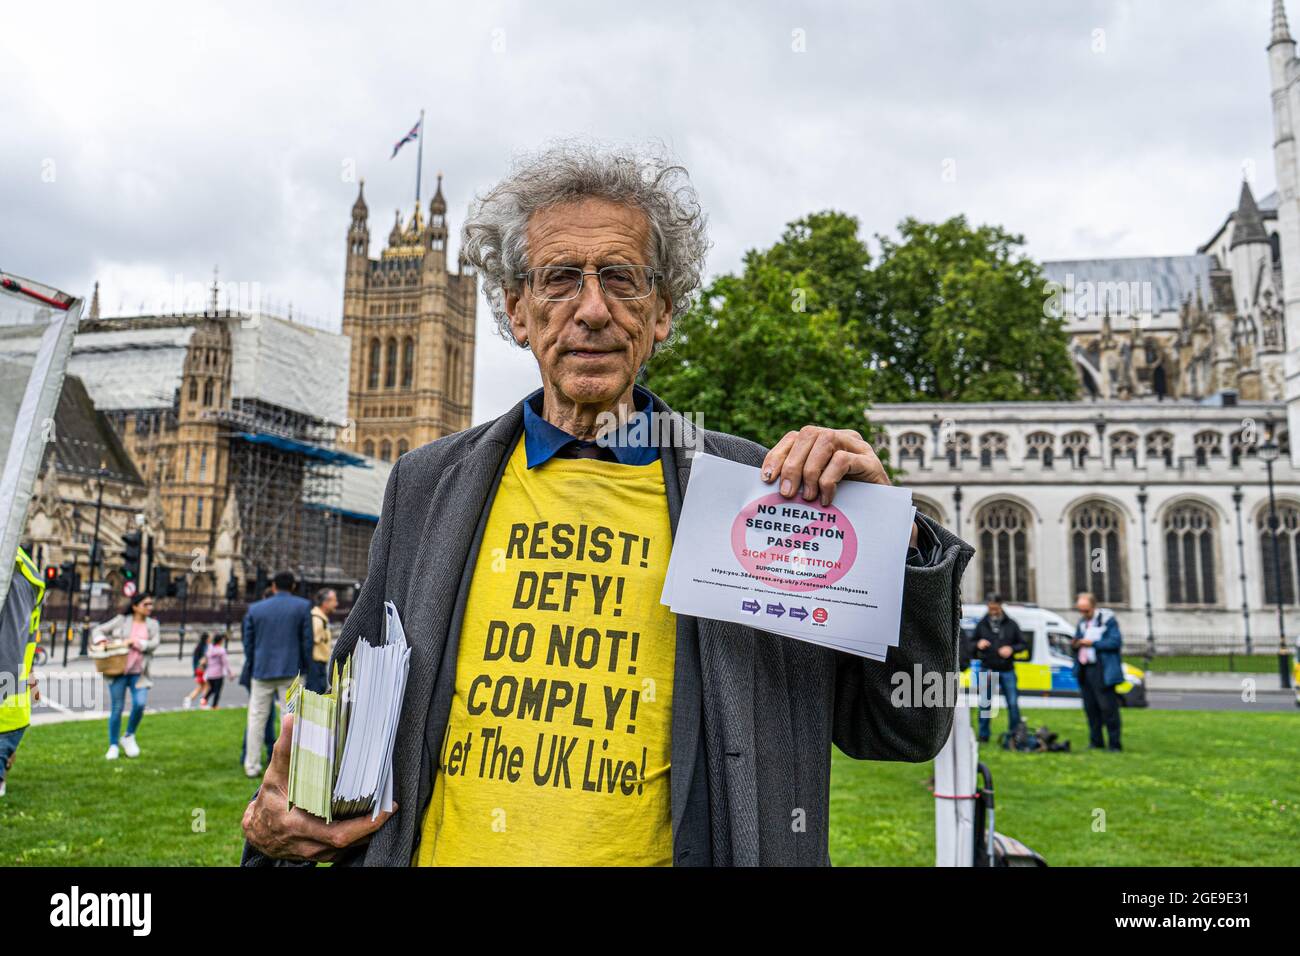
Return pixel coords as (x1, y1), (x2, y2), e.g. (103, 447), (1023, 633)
(243, 143), (973, 866)
(1072, 591), (1123, 752)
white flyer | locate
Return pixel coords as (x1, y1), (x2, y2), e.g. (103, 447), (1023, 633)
(661, 452), (915, 658)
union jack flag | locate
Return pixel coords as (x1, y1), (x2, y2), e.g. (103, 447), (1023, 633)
(390, 118), (421, 159)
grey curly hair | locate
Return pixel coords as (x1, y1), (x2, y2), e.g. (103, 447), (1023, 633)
(460, 140), (710, 348)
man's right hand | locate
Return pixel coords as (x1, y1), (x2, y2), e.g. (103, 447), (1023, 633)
(241, 712), (396, 862)
(976, 639), (990, 650)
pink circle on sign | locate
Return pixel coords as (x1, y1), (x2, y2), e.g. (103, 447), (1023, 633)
(729, 492), (858, 593)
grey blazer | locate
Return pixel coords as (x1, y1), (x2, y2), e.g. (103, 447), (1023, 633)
(243, 391), (974, 867)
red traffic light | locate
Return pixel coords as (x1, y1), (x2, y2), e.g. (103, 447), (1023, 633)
(45, 566), (59, 582)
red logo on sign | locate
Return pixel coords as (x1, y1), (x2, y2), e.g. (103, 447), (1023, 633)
(812, 607), (828, 624)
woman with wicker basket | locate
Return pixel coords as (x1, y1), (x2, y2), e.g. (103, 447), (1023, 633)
(90, 592), (161, 760)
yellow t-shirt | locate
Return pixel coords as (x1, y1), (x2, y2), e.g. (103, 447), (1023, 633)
(415, 438), (677, 866)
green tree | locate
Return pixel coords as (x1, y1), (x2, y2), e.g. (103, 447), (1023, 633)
(644, 251), (872, 449)
(644, 211), (1077, 447)
(865, 216), (1078, 402)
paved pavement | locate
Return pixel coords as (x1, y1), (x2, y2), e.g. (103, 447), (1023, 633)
(29, 650), (255, 725)
(28, 650), (1298, 725)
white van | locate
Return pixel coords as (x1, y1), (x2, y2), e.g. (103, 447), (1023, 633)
(959, 603), (1147, 707)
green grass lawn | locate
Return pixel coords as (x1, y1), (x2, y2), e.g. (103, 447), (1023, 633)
(1, 707), (1295, 866)
(0, 709), (254, 866)
(830, 706), (1300, 866)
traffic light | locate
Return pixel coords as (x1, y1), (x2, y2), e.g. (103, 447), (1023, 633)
(45, 560), (78, 593)
(121, 531), (142, 582)
(153, 565), (171, 597)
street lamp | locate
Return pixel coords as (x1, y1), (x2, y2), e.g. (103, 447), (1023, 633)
(1258, 436), (1291, 688)
(1231, 486), (1252, 657)
(80, 461), (107, 656)
(1136, 486), (1155, 663)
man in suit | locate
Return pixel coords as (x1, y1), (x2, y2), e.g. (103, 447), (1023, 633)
(241, 142), (973, 866)
(240, 571), (312, 777)
(1072, 591), (1123, 751)
(971, 593), (1027, 743)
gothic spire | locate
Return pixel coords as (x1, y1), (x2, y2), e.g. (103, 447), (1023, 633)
(430, 171), (446, 216)
(1230, 178), (1270, 248)
(351, 178), (368, 219)
(1272, 0), (1293, 46)
(89, 280), (100, 319)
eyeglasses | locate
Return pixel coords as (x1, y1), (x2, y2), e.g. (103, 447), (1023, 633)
(516, 265), (663, 302)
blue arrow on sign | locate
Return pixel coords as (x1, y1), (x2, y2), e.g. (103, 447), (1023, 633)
(741, 600), (761, 614)
(766, 603), (786, 617)
(788, 606), (808, 621)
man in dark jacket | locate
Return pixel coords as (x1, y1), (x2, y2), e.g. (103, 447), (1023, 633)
(240, 143), (973, 866)
(1073, 591), (1123, 751)
(240, 571), (312, 777)
(972, 594), (1027, 742)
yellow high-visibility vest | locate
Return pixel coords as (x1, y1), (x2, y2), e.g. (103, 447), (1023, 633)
(0, 548), (47, 733)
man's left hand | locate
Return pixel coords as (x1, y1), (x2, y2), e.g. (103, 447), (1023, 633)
(762, 425), (918, 549)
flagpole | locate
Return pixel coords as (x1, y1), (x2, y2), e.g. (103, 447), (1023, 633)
(415, 108), (424, 208)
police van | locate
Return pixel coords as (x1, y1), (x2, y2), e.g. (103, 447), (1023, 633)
(959, 603), (1147, 708)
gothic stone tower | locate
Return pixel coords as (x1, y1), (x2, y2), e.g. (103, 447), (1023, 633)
(1268, 0), (1300, 464)
(341, 175), (477, 461)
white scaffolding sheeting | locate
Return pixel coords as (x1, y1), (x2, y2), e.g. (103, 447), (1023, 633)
(230, 313), (349, 424)
(6, 325), (194, 411)
(334, 456), (391, 520)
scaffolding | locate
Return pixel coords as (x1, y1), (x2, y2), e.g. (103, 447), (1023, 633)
(25, 308), (366, 597)
(208, 399), (362, 593)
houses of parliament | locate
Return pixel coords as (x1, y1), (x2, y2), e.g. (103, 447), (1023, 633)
(341, 173), (477, 460)
(20, 172), (478, 600)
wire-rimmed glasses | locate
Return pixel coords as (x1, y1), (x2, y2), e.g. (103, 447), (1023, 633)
(516, 265), (663, 302)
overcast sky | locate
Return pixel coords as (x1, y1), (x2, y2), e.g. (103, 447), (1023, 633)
(0, 0), (1284, 422)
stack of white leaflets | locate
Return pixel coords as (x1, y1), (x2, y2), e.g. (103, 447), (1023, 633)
(660, 453), (916, 660)
(286, 600), (411, 822)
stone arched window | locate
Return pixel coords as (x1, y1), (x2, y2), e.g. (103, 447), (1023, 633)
(1146, 430), (1174, 467)
(913, 496), (945, 526)
(380, 439), (392, 462)
(1069, 500), (1127, 605)
(944, 430), (973, 466)
(1026, 431), (1054, 468)
(384, 338), (398, 388)
(397, 439), (409, 458)
(188, 378), (198, 402)
(897, 432), (926, 469)
(1259, 500), (1300, 606)
(363, 440), (375, 458)
(1163, 501), (1219, 606)
(978, 432), (1008, 469)
(976, 500), (1033, 603)
(1229, 428), (1254, 467)
(1193, 430), (1222, 467)
(367, 339), (381, 390)
(401, 337), (415, 389)
(1109, 431), (1138, 466)
(1062, 431), (1091, 468)
(202, 379), (214, 406)
(443, 343), (461, 403)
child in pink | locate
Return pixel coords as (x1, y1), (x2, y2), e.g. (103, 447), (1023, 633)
(203, 635), (235, 709)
